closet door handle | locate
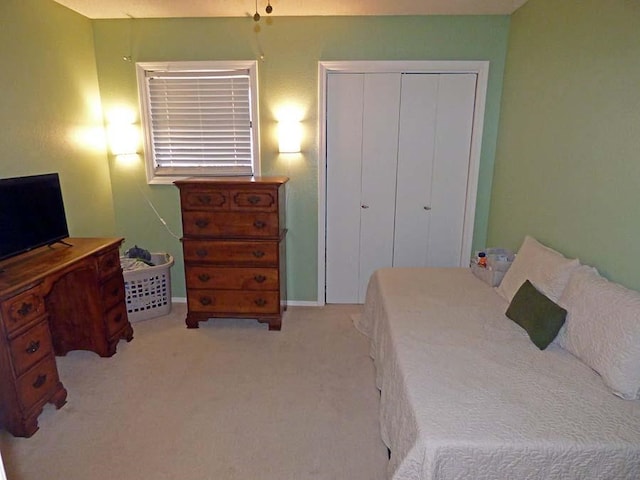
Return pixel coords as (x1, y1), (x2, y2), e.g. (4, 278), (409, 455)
(361, 205), (369, 209)
(423, 206), (432, 211)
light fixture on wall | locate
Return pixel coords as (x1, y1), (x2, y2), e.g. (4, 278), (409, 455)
(253, 0), (274, 21)
(108, 123), (140, 155)
(106, 106), (141, 163)
(278, 119), (302, 153)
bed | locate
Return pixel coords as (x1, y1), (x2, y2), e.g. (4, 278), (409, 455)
(355, 238), (640, 480)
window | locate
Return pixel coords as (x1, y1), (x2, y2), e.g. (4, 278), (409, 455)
(136, 61), (260, 184)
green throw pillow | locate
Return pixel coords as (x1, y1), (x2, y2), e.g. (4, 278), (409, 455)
(505, 280), (567, 350)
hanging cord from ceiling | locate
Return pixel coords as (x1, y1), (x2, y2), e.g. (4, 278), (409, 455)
(122, 13), (135, 62)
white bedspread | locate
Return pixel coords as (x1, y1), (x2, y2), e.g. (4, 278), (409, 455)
(356, 267), (640, 480)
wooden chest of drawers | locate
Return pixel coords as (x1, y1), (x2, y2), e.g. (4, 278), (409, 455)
(175, 177), (288, 331)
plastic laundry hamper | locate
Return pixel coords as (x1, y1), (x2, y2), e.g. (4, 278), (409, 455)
(122, 253), (174, 322)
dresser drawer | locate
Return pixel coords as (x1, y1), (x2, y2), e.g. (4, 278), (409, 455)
(180, 188), (229, 211)
(230, 189), (278, 211)
(188, 290), (280, 314)
(183, 240), (278, 265)
(2, 287), (45, 336)
(182, 211), (279, 238)
(102, 274), (126, 310)
(9, 320), (54, 377)
(186, 266), (279, 291)
(16, 355), (60, 412)
(105, 303), (129, 338)
(97, 248), (122, 279)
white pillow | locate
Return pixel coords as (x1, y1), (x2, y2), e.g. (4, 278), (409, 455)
(495, 236), (580, 303)
(558, 267), (640, 399)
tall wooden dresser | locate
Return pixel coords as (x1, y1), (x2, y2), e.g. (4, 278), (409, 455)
(175, 177), (288, 331)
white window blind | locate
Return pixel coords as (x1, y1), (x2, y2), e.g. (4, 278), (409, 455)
(141, 67), (256, 179)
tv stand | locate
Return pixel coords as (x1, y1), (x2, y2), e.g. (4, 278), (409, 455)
(50, 239), (73, 248)
(0, 238), (133, 437)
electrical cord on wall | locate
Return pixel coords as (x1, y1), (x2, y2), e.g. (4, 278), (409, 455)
(136, 182), (181, 240)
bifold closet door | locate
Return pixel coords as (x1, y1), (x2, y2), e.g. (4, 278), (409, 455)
(325, 73), (364, 304)
(393, 73), (477, 268)
(325, 72), (477, 304)
(325, 73), (401, 303)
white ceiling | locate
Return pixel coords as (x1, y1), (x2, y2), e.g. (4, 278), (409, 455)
(52, 0), (529, 19)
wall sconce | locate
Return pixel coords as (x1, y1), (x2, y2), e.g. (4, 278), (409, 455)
(106, 106), (140, 156)
(107, 123), (140, 155)
(278, 120), (302, 153)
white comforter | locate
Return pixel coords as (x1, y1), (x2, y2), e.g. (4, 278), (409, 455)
(356, 267), (640, 480)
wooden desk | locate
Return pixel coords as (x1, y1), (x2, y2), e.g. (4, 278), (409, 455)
(0, 238), (133, 437)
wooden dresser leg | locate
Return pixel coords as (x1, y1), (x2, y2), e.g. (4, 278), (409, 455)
(185, 315), (200, 329)
(268, 318), (282, 331)
(51, 383), (68, 409)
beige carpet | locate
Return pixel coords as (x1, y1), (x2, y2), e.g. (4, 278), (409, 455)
(0, 304), (387, 480)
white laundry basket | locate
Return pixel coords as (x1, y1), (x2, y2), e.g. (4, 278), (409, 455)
(121, 253), (174, 323)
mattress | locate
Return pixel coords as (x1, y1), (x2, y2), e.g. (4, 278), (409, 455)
(355, 267), (640, 480)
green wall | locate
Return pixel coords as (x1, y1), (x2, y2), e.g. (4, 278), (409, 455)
(92, 15), (510, 301)
(0, 0), (116, 237)
(488, 0), (640, 290)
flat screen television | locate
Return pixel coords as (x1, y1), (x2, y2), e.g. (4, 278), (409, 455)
(0, 173), (69, 261)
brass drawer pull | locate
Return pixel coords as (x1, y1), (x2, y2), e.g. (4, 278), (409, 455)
(17, 302), (34, 317)
(199, 296), (213, 306)
(26, 340), (41, 354)
(196, 248), (208, 258)
(252, 250), (265, 258)
(32, 374), (47, 389)
(253, 220), (266, 229)
(254, 275), (267, 283)
(197, 195), (212, 205)
(195, 218), (210, 228)
(254, 298), (267, 307)
(198, 273), (211, 282)
(248, 195), (260, 205)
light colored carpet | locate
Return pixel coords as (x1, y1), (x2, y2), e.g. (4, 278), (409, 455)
(0, 304), (387, 480)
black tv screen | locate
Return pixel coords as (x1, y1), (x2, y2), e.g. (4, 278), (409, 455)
(0, 173), (69, 261)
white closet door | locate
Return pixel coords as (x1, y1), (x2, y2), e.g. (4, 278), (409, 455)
(357, 73), (401, 303)
(427, 74), (477, 267)
(325, 72), (477, 303)
(325, 74), (364, 303)
(393, 74), (439, 267)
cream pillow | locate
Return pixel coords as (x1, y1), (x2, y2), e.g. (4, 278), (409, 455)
(495, 236), (580, 303)
(558, 267), (640, 400)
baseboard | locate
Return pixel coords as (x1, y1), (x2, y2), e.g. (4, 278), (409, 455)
(286, 300), (321, 307)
